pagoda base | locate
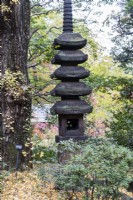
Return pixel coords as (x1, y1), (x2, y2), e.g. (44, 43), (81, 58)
(55, 135), (88, 143)
(56, 135), (88, 163)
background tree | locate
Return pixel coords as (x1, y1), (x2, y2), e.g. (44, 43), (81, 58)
(106, 0), (133, 149)
(111, 0), (133, 72)
(0, 0), (31, 169)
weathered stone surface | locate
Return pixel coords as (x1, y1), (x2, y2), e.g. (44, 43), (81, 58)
(51, 66), (90, 79)
(52, 50), (88, 64)
(54, 33), (87, 49)
(50, 0), (93, 143)
(51, 82), (92, 96)
(51, 100), (93, 114)
(63, 0), (73, 32)
(55, 135), (88, 143)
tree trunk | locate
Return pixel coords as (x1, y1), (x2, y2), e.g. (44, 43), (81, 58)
(0, 0), (32, 169)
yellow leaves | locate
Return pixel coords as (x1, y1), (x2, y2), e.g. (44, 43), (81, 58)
(40, 151), (44, 158)
(25, 142), (31, 147)
(0, 69), (30, 102)
(2, 69), (25, 85)
(3, 110), (15, 133)
(22, 151), (27, 157)
(0, 3), (10, 12)
(1, 171), (58, 200)
(0, 0), (19, 16)
(11, 0), (19, 3)
(1, 172), (38, 199)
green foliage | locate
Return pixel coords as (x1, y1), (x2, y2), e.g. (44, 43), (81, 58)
(108, 0), (133, 147)
(111, 0), (133, 73)
(55, 139), (133, 199)
(38, 139), (133, 199)
(28, 5), (63, 104)
(125, 0), (133, 10)
(29, 6), (62, 64)
(75, 24), (99, 60)
(31, 136), (57, 163)
(107, 106), (133, 150)
(84, 56), (132, 125)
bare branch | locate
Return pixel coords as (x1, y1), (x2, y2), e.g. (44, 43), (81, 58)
(46, 26), (62, 35)
(27, 63), (40, 68)
(35, 94), (53, 103)
(30, 0), (56, 9)
(31, 9), (60, 17)
(28, 51), (44, 62)
(29, 29), (40, 40)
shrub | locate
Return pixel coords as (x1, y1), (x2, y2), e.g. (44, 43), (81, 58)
(31, 135), (57, 163)
(107, 106), (133, 150)
(53, 138), (133, 199)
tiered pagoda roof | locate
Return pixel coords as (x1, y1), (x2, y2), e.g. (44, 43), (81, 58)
(50, 0), (93, 141)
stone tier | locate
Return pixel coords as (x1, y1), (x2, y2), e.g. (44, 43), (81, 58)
(50, 82), (92, 96)
(55, 135), (88, 143)
(51, 100), (93, 115)
(51, 66), (90, 80)
(52, 50), (88, 65)
(54, 33), (87, 50)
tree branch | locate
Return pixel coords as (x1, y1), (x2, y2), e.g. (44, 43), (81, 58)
(29, 29), (40, 40)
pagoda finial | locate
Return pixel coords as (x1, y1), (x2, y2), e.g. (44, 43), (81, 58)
(63, 0), (73, 32)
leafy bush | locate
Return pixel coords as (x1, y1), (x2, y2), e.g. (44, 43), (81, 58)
(53, 138), (133, 199)
(107, 106), (133, 150)
(31, 135), (57, 163)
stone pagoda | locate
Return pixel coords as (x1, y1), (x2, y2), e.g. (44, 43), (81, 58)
(50, 0), (92, 142)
